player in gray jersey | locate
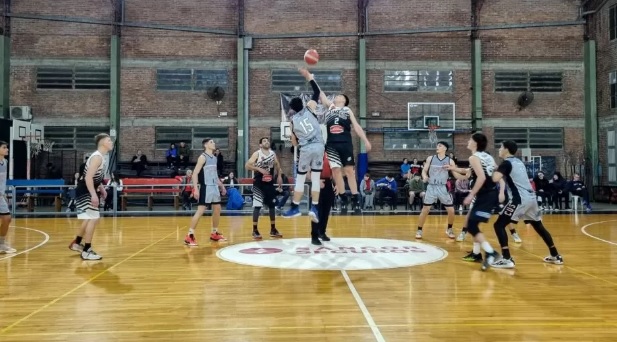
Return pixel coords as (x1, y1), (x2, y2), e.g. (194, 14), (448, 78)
(415, 141), (456, 240)
(283, 68), (326, 222)
(0, 140), (15, 254)
(446, 133), (499, 271)
(490, 140), (563, 268)
(184, 138), (227, 246)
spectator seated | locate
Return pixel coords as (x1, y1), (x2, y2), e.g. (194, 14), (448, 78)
(6, 179), (65, 212)
(121, 178), (181, 211)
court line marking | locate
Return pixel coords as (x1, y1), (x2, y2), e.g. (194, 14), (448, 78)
(420, 226), (617, 287)
(0, 230), (176, 335)
(341, 270), (385, 342)
(581, 220), (617, 246)
(5, 321), (617, 337)
(0, 226), (50, 261)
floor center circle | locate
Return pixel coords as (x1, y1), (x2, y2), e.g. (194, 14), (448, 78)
(216, 238), (448, 270)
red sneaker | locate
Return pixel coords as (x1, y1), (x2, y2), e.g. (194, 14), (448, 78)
(210, 231), (226, 242)
(184, 234), (198, 246)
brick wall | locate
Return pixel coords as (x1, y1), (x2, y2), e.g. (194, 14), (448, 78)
(11, 0), (113, 58)
(588, 0), (617, 185)
(479, 0), (583, 62)
(8, 0), (587, 181)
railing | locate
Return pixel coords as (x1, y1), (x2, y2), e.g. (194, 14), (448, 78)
(5, 183), (310, 217)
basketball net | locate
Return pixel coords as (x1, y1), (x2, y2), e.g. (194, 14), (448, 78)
(26, 136), (55, 157)
(428, 125), (439, 145)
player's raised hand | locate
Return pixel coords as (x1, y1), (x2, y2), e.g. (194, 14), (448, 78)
(298, 68), (313, 80)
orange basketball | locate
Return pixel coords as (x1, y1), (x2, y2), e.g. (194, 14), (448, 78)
(304, 49), (319, 65)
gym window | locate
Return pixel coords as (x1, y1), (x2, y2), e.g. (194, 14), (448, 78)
(495, 72), (562, 93)
(45, 126), (110, 150)
(610, 71), (616, 109)
(271, 70), (342, 92)
(494, 128), (563, 150)
(36, 67), (110, 90)
(384, 70), (453, 92)
(156, 69), (228, 91)
(383, 130), (453, 150)
(155, 127), (229, 150)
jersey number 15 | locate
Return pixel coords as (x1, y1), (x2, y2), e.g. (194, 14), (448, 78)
(299, 118), (314, 134)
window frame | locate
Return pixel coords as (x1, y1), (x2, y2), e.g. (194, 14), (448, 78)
(382, 129), (454, 151)
(494, 71), (563, 93)
(383, 70), (454, 93)
(156, 69), (229, 92)
(493, 127), (564, 150)
(36, 67), (111, 90)
(44, 126), (111, 150)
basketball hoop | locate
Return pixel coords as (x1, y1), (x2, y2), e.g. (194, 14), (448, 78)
(428, 125), (439, 145)
(22, 134), (54, 157)
(41, 140), (55, 153)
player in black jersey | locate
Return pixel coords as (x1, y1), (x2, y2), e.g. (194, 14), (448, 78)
(318, 91), (371, 213)
(245, 137), (283, 240)
(446, 133), (500, 271)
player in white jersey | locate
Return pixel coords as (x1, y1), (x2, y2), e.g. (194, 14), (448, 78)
(0, 140), (15, 254)
(446, 133), (500, 271)
(68, 133), (113, 260)
(283, 68), (325, 222)
(184, 138), (227, 246)
(245, 137), (284, 240)
(415, 141), (456, 239)
(490, 140), (563, 268)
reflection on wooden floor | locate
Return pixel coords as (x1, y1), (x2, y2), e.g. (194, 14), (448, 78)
(1, 213), (617, 341)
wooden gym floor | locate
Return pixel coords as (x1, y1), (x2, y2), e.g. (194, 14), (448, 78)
(1, 213), (617, 342)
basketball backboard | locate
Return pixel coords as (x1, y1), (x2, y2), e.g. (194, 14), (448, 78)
(407, 102), (455, 131)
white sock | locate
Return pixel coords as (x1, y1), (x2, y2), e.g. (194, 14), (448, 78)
(472, 242), (481, 254)
(212, 227), (218, 233)
(481, 241), (494, 254)
(188, 229), (195, 236)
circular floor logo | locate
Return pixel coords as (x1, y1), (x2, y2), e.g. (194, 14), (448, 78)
(216, 238), (448, 271)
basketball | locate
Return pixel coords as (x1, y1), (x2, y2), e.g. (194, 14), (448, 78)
(304, 49), (319, 65)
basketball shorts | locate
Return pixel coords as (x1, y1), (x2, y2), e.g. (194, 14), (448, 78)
(0, 196), (9, 215)
(423, 184), (453, 206)
(326, 141), (354, 168)
(76, 191), (100, 220)
(500, 198), (541, 223)
(252, 181), (278, 208)
(469, 190), (498, 223)
(297, 143), (325, 174)
(198, 184), (221, 206)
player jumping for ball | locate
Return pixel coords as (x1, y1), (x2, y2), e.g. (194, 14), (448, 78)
(316, 75), (371, 214)
(282, 68), (325, 222)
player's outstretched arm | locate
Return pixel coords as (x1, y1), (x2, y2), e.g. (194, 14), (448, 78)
(348, 108), (371, 152)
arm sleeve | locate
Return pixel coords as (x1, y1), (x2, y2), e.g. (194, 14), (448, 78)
(309, 80), (320, 102)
